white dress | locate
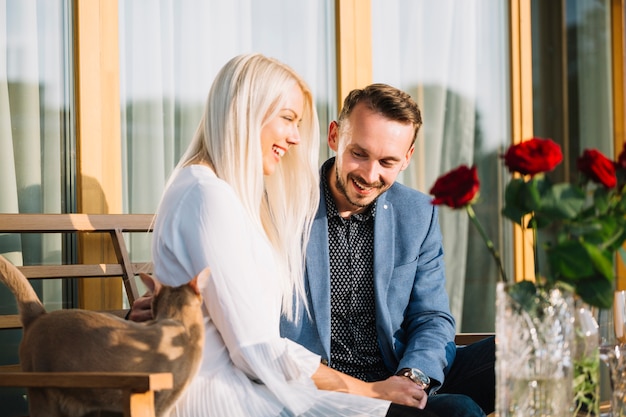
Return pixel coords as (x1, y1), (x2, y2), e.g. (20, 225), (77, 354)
(152, 165), (390, 417)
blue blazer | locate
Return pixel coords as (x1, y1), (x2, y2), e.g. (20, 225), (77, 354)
(281, 168), (457, 389)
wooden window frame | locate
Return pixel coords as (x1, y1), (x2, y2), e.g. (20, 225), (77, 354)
(612, 0), (626, 290)
(74, 0), (124, 309)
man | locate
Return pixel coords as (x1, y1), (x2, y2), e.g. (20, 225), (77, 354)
(280, 83), (494, 417)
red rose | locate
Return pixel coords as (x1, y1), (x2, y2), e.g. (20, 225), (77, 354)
(430, 165), (480, 208)
(616, 142), (626, 170)
(577, 149), (617, 188)
(502, 137), (563, 176)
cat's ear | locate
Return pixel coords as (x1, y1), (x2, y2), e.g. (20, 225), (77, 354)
(139, 272), (162, 295)
(189, 267), (210, 295)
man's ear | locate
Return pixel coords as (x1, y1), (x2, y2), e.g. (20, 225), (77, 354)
(328, 121), (340, 152)
(400, 144), (416, 171)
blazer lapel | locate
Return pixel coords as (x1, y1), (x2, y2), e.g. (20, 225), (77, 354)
(373, 193), (395, 304)
(373, 193), (397, 362)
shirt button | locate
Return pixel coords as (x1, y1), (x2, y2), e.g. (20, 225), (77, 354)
(321, 358), (329, 365)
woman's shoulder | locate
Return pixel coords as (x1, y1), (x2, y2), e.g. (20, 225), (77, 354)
(159, 165), (242, 220)
(172, 165), (235, 199)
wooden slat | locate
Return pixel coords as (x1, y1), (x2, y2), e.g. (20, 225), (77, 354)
(16, 262), (152, 279)
(111, 228), (141, 303)
(127, 390), (156, 417)
(0, 315), (21, 329)
(0, 213), (154, 233)
(0, 372), (172, 392)
(0, 310), (133, 330)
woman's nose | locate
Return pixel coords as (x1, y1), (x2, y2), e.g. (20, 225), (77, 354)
(287, 125), (301, 145)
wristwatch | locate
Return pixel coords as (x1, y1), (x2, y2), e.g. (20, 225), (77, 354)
(396, 367), (431, 390)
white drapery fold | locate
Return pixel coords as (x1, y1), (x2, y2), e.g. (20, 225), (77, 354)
(119, 0), (336, 266)
(120, 0), (335, 216)
(0, 1), (67, 308)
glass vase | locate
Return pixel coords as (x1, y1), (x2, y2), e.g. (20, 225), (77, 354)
(496, 282), (575, 417)
(572, 300), (600, 416)
(610, 345), (626, 417)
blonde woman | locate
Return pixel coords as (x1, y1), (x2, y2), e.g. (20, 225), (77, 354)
(146, 54), (437, 417)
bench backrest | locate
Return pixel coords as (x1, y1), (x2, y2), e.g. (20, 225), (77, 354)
(0, 213), (154, 370)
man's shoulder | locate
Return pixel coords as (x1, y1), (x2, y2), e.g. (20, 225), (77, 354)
(385, 182), (433, 207)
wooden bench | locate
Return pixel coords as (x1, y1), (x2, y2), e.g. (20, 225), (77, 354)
(0, 213), (169, 417)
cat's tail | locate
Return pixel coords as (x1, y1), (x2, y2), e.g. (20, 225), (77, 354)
(0, 255), (46, 329)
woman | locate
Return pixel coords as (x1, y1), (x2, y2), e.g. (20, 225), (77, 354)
(151, 53), (434, 417)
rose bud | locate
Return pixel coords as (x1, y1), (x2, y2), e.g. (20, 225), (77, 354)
(430, 165), (480, 209)
(577, 148), (617, 188)
(502, 137), (562, 176)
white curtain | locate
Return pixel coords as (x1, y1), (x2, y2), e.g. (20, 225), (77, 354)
(571, 0), (613, 154)
(119, 0), (336, 264)
(0, 3), (68, 411)
(0, 0), (68, 309)
(371, 0), (510, 331)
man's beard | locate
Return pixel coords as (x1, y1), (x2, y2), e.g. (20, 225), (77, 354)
(334, 166), (385, 209)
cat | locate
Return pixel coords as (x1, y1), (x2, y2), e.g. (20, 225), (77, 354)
(0, 254), (208, 417)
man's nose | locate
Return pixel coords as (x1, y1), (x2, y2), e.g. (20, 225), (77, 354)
(361, 161), (381, 184)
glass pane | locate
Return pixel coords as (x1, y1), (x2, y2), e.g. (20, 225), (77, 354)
(0, 0), (74, 413)
(119, 0), (336, 220)
(531, 0), (614, 277)
(371, 0), (511, 332)
(532, 0), (613, 173)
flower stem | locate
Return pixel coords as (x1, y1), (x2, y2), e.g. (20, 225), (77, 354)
(466, 205), (509, 283)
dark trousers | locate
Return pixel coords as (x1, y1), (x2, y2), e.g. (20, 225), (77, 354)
(386, 403), (439, 417)
(435, 335), (496, 414)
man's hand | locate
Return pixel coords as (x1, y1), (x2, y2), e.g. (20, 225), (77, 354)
(126, 294), (154, 322)
(370, 375), (428, 409)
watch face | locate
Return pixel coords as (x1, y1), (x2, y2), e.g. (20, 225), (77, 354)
(409, 368), (430, 389)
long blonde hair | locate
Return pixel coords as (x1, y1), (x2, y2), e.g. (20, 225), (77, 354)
(170, 53), (319, 317)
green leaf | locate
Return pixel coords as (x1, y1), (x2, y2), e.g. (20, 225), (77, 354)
(522, 178), (543, 211)
(536, 183), (586, 221)
(546, 240), (594, 280)
(575, 277), (614, 309)
(506, 280), (538, 311)
(581, 241), (614, 281)
(565, 218), (609, 245)
(593, 186), (610, 213)
(502, 179), (528, 225)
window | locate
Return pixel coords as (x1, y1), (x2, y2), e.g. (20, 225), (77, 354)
(0, 1), (74, 412)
